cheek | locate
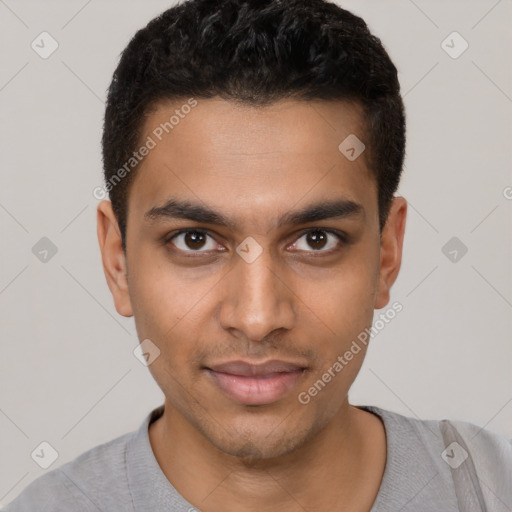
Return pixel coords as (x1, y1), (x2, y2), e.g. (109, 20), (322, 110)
(299, 256), (378, 336)
(129, 263), (207, 398)
(296, 265), (375, 409)
(128, 251), (224, 395)
(128, 246), (212, 337)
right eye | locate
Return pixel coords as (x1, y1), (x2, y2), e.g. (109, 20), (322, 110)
(167, 229), (221, 253)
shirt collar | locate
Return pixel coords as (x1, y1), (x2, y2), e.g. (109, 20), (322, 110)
(126, 403), (447, 511)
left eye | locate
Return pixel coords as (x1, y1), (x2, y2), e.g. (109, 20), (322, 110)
(291, 229), (342, 252)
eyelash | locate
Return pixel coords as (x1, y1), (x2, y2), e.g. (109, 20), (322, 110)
(163, 228), (349, 256)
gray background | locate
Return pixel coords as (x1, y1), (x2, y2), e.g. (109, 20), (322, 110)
(0, 0), (511, 506)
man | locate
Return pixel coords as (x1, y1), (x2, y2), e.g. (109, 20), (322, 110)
(5, 0), (511, 511)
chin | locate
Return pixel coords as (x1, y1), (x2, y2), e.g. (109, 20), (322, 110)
(200, 416), (320, 463)
(213, 435), (296, 461)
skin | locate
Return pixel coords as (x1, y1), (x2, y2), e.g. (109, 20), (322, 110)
(97, 97), (407, 512)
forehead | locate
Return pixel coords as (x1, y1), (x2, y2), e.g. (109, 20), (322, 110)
(127, 97), (377, 231)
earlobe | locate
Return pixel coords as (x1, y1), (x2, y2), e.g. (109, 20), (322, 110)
(96, 200), (133, 317)
(374, 197), (407, 310)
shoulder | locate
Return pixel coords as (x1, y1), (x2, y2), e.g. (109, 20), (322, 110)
(364, 405), (512, 509)
(437, 415), (512, 508)
(387, 406), (511, 466)
(3, 431), (135, 512)
(366, 404), (511, 451)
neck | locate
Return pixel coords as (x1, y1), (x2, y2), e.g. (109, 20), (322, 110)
(148, 399), (386, 512)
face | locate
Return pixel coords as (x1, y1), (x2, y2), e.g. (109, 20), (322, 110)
(98, 97), (406, 460)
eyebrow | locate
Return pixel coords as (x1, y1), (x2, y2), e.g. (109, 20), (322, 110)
(144, 197), (364, 229)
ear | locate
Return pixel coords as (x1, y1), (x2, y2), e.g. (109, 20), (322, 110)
(374, 197), (407, 309)
(96, 200), (133, 317)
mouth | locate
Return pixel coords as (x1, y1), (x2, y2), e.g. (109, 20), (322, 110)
(204, 360), (307, 406)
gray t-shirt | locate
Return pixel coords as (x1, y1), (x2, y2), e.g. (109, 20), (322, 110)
(3, 404), (512, 511)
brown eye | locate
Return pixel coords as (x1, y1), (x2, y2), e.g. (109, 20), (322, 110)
(169, 230), (217, 252)
(306, 230), (328, 250)
(292, 229), (342, 252)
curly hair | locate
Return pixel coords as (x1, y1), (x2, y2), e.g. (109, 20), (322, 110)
(102, 0), (406, 251)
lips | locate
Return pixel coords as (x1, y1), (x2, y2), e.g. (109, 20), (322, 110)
(204, 360), (307, 405)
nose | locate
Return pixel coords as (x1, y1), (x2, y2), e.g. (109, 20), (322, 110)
(218, 245), (296, 342)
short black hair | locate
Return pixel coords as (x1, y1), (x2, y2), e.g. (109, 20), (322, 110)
(102, 0), (406, 251)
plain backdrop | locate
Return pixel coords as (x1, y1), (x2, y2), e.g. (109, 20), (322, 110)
(0, 0), (511, 506)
